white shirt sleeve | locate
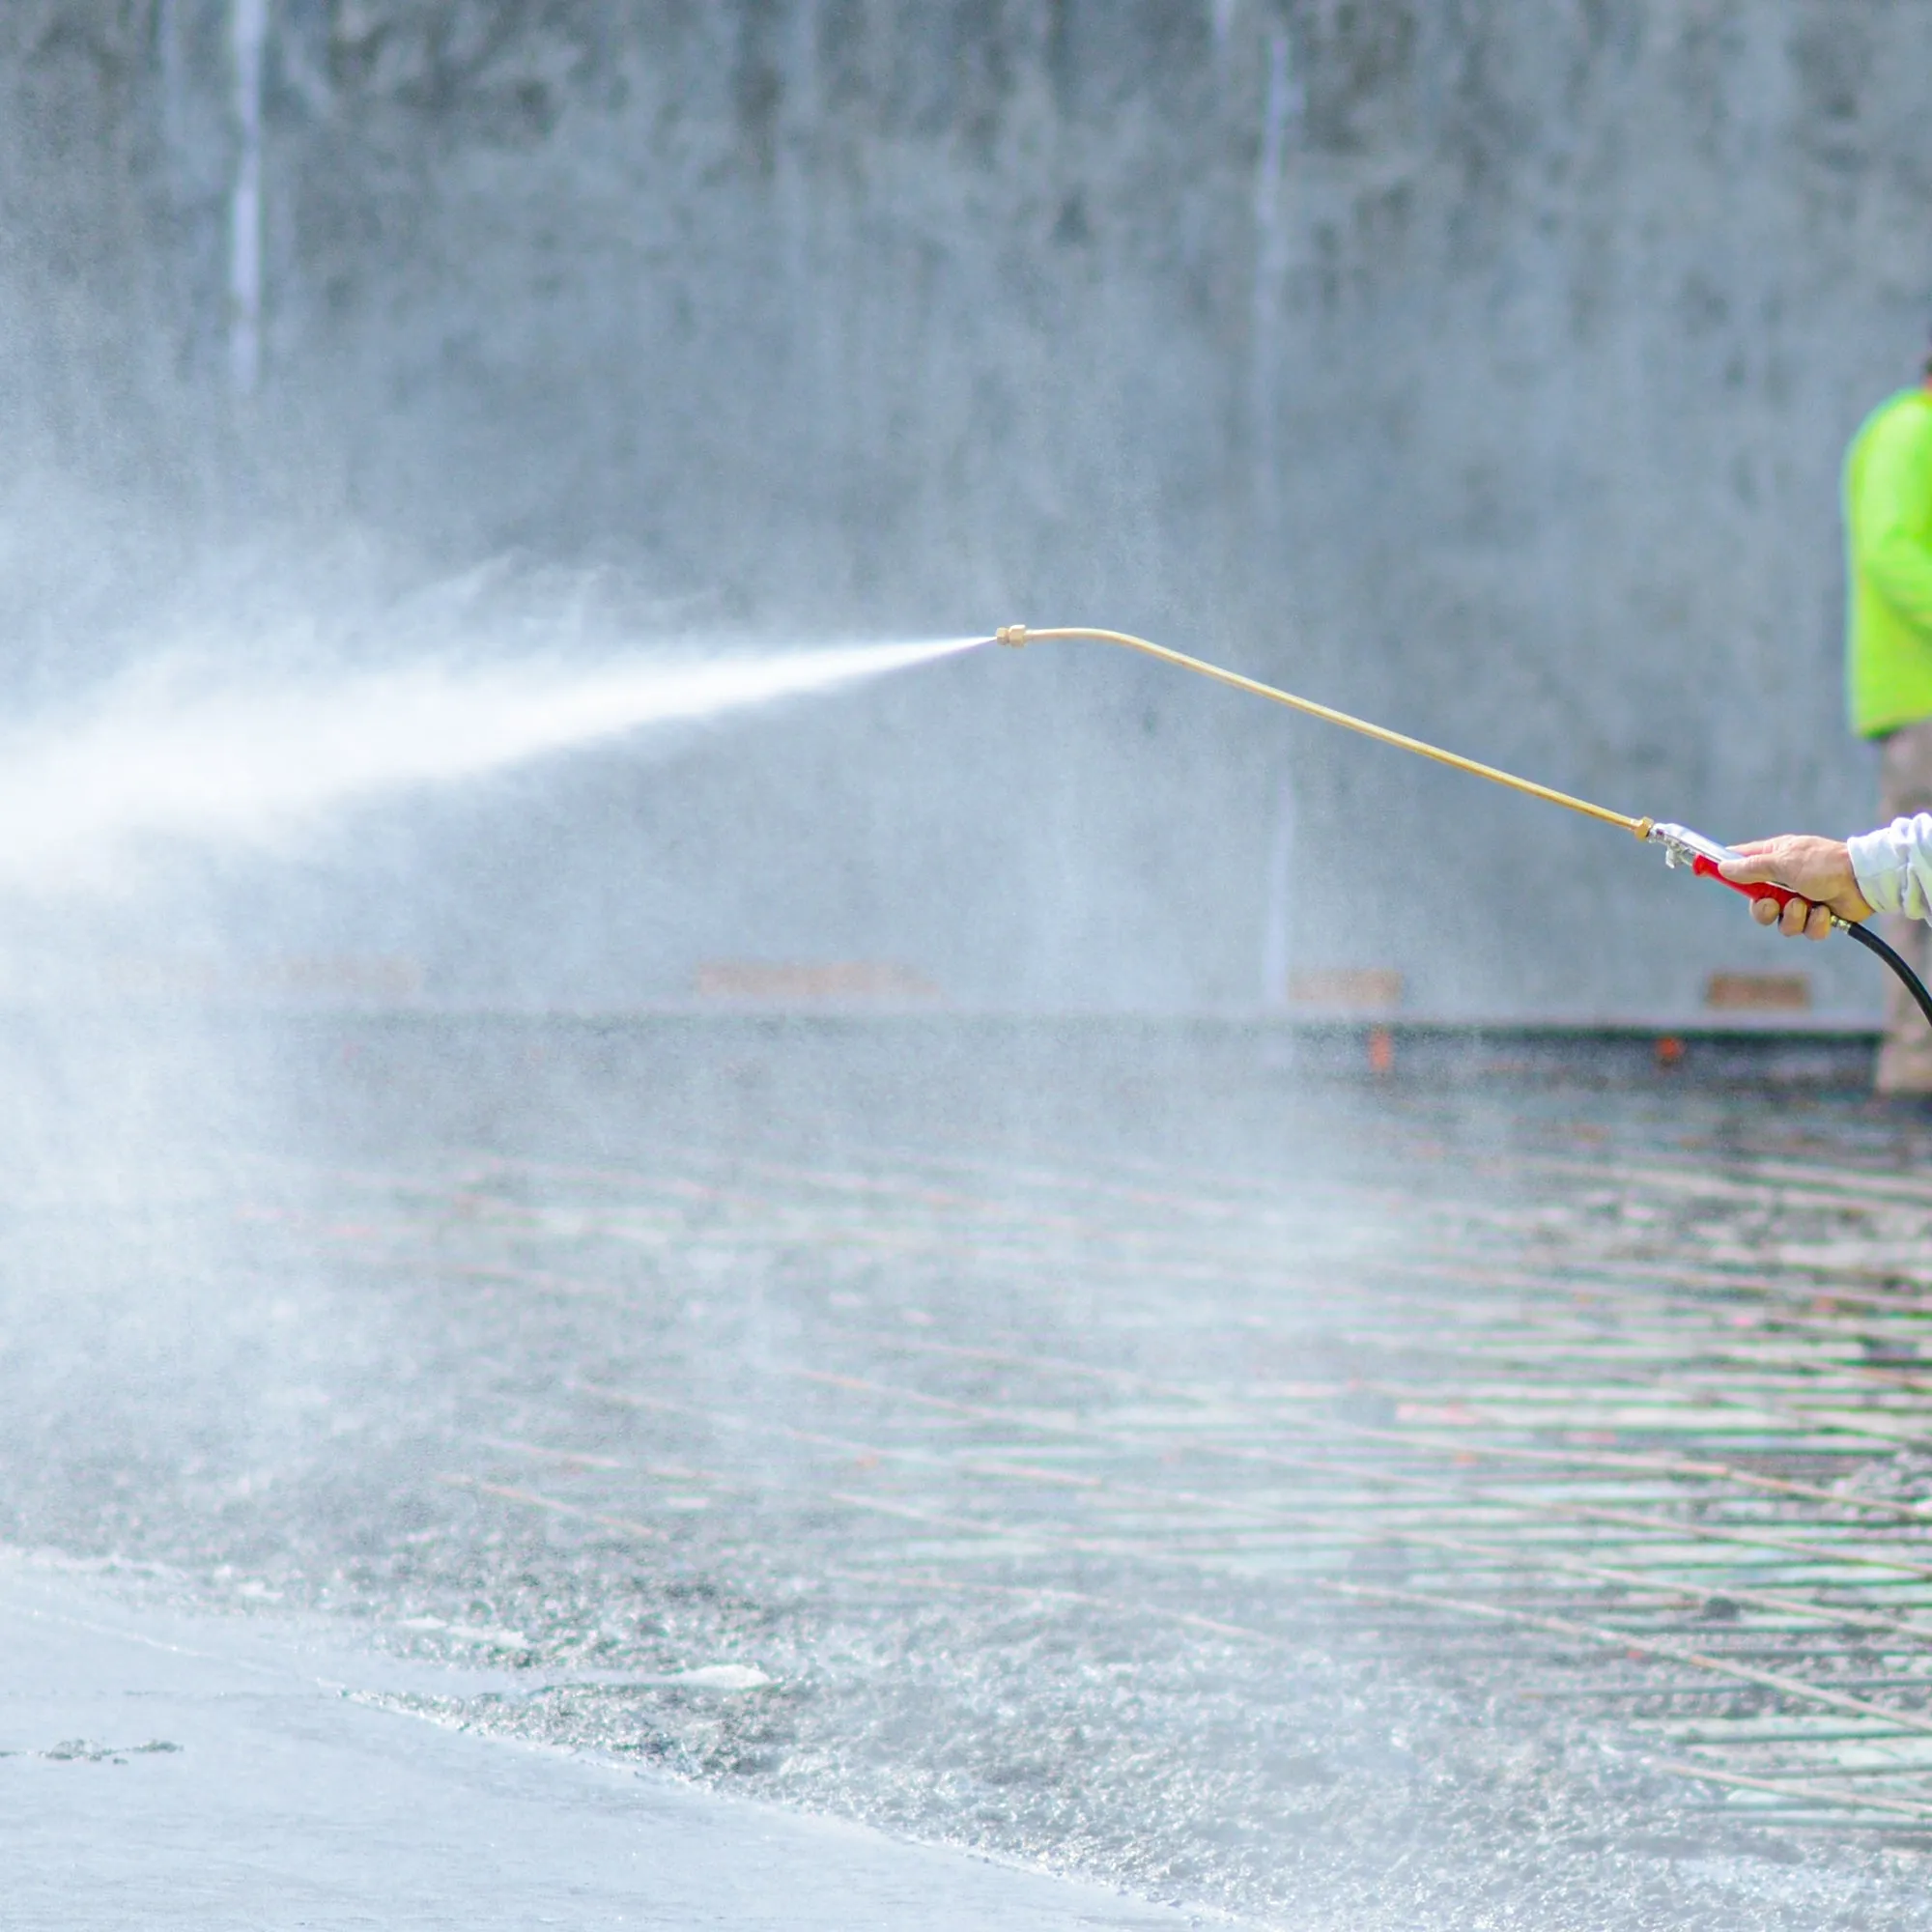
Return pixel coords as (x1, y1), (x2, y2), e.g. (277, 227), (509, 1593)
(1848, 814), (1932, 921)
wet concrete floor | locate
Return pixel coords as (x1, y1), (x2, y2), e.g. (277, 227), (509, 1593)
(0, 1555), (1201, 1929)
(4, 1016), (1932, 1927)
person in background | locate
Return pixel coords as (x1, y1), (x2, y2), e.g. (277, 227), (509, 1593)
(1736, 350), (1932, 1089)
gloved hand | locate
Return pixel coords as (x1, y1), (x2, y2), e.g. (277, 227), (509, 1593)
(1719, 837), (1876, 939)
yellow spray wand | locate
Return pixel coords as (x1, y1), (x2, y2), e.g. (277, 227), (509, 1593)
(996, 625), (1650, 838)
(990, 624), (1932, 1027)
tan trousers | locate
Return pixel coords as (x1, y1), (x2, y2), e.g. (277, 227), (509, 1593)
(1876, 720), (1932, 1093)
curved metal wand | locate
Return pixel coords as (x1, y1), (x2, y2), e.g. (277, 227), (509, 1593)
(991, 624), (1932, 1030)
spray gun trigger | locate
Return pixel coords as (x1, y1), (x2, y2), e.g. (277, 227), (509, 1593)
(1646, 821), (1738, 871)
(1645, 819), (1837, 924)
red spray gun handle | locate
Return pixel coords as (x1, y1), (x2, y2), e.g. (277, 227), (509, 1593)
(1649, 820), (1932, 1028)
(1646, 822), (1829, 924)
(1688, 853), (1800, 914)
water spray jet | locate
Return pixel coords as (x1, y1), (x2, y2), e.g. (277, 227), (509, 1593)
(0, 634), (984, 897)
(994, 624), (1932, 1029)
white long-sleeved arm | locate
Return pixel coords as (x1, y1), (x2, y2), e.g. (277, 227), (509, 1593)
(1848, 814), (1932, 921)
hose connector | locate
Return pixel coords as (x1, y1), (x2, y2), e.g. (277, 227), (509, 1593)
(996, 624), (1028, 647)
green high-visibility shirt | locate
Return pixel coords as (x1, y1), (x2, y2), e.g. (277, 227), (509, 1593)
(1845, 387), (1932, 737)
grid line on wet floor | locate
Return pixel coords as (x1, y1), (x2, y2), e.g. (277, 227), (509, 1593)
(292, 1127), (1932, 1839)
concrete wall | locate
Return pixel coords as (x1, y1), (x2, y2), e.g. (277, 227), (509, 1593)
(3, 2), (1930, 1018)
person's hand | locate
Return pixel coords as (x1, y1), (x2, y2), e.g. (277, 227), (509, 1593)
(1719, 837), (1875, 939)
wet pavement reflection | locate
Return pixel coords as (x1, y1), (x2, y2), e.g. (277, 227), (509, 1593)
(6, 1017), (1932, 1928)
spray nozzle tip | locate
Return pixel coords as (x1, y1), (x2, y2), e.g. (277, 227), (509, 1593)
(996, 624), (1028, 648)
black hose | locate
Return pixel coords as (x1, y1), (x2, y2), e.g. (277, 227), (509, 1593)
(1844, 921), (1932, 1031)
